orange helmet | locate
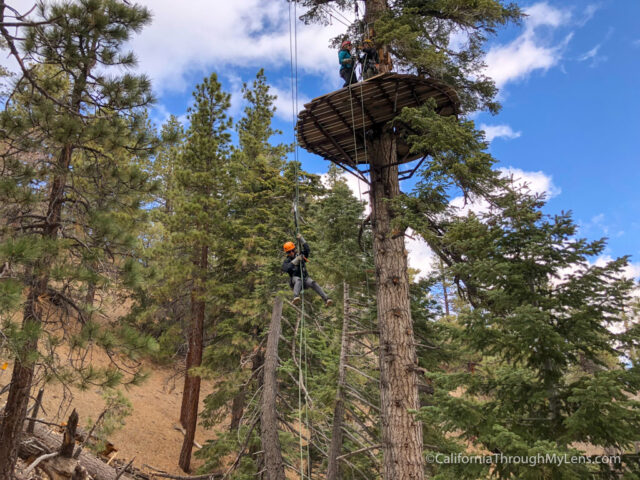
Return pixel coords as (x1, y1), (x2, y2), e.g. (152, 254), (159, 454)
(283, 241), (296, 253)
(341, 40), (352, 49)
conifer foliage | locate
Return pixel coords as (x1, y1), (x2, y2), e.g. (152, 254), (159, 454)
(0, 2), (637, 480)
(0, 1), (155, 477)
(417, 189), (640, 479)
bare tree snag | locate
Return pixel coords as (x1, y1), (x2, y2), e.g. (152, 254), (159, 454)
(260, 297), (286, 480)
(326, 282), (352, 480)
(60, 409), (79, 458)
(179, 245), (207, 472)
(369, 128), (424, 480)
(27, 387), (45, 434)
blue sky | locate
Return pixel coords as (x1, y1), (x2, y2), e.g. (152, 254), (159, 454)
(9, 0), (637, 277)
(130, 0), (638, 277)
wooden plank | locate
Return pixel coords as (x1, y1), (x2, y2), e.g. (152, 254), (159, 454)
(297, 73), (459, 167)
(309, 111), (355, 165)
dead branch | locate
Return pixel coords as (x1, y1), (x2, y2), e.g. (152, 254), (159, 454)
(114, 457), (135, 480)
(24, 451), (59, 474)
(173, 424), (203, 449)
(73, 409), (106, 458)
(337, 444), (382, 461)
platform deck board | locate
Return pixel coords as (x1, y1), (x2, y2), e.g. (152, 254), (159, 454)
(296, 73), (459, 167)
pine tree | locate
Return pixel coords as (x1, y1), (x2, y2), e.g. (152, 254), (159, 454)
(296, 1), (521, 478)
(195, 70), (323, 478)
(0, 1), (155, 477)
(162, 73), (234, 472)
(417, 189), (640, 479)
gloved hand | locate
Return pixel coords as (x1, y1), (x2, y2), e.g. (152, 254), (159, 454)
(291, 254), (303, 266)
(296, 233), (306, 244)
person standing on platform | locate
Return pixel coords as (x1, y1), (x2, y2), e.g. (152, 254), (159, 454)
(359, 38), (379, 80)
(339, 40), (355, 87)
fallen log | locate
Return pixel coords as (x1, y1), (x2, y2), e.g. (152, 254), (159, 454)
(18, 420), (135, 480)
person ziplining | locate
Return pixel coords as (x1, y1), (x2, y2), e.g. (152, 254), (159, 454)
(282, 234), (333, 307)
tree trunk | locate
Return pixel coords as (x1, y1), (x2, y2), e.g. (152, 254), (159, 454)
(178, 245), (207, 472)
(368, 129), (424, 480)
(251, 331), (265, 477)
(60, 409), (79, 458)
(260, 297), (285, 480)
(0, 138), (74, 480)
(365, 0), (393, 73)
(230, 388), (245, 432)
(85, 279), (96, 321)
(27, 387), (45, 434)
(0, 321), (37, 479)
(326, 282), (352, 480)
(439, 259), (450, 316)
(179, 346), (194, 428)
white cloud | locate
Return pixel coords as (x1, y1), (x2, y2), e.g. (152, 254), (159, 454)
(576, 4), (600, 27)
(578, 44), (601, 62)
(269, 85), (311, 122)
(449, 167), (560, 218)
(498, 167), (561, 198)
(484, 2), (573, 88)
(127, 0), (348, 94)
(577, 27), (612, 68)
(320, 171), (370, 215)
(406, 231), (437, 280)
(593, 255), (640, 281)
(525, 2), (573, 29)
(479, 124), (522, 142)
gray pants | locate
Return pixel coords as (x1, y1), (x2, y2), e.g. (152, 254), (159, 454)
(291, 276), (328, 301)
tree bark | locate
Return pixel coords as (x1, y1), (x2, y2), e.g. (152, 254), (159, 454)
(27, 387), (46, 434)
(179, 347), (194, 428)
(260, 297), (285, 480)
(178, 245), (207, 472)
(439, 259), (450, 316)
(326, 283), (352, 480)
(0, 143), (70, 478)
(368, 128), (424, 480)
(251, 331), (265, 477)
(365, 0), (393, 73)
(60, 409), (79, 458)
(229, 388), (245, 432)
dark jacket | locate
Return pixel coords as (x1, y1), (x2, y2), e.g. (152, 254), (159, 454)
(282, 241), (310, 279)
(359, 47), (379, 67)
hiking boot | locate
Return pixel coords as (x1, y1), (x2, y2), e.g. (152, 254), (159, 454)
(292, 296), (301, 305)
(325, 298), (333, 307)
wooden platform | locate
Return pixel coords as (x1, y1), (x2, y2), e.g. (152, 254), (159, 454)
(296, 73), (459, 172)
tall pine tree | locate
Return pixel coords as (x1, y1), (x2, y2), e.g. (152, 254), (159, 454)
(0, 1), (155, 477)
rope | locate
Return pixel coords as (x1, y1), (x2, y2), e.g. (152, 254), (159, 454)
(352, 1), (374, 310)
(289, 2), (311, 478)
